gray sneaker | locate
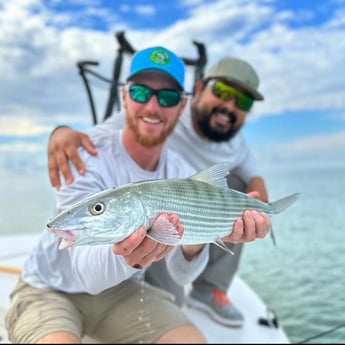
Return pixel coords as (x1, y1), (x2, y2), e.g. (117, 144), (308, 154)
(186, 289), (244, 327)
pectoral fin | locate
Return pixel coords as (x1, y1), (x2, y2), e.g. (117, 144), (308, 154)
(213, 239), (234, 255)
(147, 213), (181, 245)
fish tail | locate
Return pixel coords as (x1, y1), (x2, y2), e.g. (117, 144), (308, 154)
(269, 193), (300, 214)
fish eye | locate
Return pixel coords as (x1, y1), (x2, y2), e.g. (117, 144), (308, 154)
(89, 201), (105, 215)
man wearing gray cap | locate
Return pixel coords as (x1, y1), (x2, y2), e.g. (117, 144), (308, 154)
(47, 56), (268, 328)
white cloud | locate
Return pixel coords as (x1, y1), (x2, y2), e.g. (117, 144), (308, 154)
(0, 0), (345, 170)
(273, 130), (345, 151)
(1, 0), (344, 119)
(0, 116), (50, 136)
(256, 130), (345, 171)
(134, 6), (155, 16)
(0, 142), (42, 152)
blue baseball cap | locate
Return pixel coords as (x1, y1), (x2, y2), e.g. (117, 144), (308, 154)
(127, 46), (185, 90)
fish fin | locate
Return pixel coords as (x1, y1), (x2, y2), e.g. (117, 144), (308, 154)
(189, 162), (230, 189)
(58, 238), (75, 250)
(147, 214), (181, 245)
(270, 225), (277, 246)
(213, 239), (235, 255)
(269, 193), (300, 214)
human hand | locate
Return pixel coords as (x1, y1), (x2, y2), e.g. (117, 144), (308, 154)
(221, 191), (271, 243)
(47, 126), (97, 189)
(112, 213), (184, 268)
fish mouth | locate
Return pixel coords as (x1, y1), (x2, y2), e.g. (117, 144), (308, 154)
(47, 228), (78, 241)
(46, 228), (79, 250)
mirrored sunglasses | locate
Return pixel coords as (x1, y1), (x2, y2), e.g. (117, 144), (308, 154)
(126, 84), (183, 107)
(209, 80), (254, 111)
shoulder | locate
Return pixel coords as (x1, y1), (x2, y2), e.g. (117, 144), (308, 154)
(76, 130), (120, 171)
(85, 112), (125, 137)
(88, 129), (120, 154)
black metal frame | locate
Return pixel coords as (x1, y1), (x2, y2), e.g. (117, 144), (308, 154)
(77, 30), (207, 125)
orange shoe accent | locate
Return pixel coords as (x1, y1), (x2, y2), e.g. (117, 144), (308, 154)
(211, 290), (231, 306)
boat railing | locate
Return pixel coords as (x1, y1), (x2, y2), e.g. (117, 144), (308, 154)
(76, 30), (207, 125)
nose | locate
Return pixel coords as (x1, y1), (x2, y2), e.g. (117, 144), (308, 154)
(223, 96), (237, 110)
(145, 94), (161, 111)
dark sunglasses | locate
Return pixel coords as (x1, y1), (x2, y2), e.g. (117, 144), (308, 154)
(126, 84), (183, 107)
(208, 80), (254, 111)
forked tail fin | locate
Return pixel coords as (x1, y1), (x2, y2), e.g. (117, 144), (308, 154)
(269, 193), (300, 214)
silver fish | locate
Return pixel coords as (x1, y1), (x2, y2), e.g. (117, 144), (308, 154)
(46, 162), (299, 250)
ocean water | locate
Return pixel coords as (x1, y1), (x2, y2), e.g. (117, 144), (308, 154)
(238, 163), (345, 344)
(1, 163), (345, 343)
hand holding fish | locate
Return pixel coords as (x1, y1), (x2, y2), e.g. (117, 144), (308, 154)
(223, 191), (271, 243)
(111, 202), (271, 268)
(112, 213), (184, 268)
(223, 209), (271, 243)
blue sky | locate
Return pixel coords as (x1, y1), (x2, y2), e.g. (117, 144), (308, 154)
(0, 0), (345, 178)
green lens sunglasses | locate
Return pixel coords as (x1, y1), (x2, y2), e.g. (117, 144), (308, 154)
(209, 80), (254, 111)
(126, 84), (183, 107)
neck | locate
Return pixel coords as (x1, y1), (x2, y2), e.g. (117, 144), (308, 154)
(122, 127), (163, 171)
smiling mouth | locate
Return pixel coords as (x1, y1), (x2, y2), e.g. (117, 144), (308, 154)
(213, 111), (236, 125)
(142, 116), (161, 124)
(216, 113), (231, 122)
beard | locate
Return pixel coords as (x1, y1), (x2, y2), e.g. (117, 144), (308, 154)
(193, 105), (241, 142)
(126, 112), (179, 147)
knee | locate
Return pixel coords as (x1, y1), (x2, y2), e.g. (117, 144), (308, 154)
(155, 324), (206, 344)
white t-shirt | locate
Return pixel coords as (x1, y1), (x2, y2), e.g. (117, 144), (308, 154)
(89, 101), (261, 184)
(22, 126), (208, 295)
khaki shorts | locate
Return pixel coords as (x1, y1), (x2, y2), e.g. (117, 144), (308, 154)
(5, 277), (192, 344)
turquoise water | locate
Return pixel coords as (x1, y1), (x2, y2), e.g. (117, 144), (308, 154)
(239, 164), (345, 343)
(1, 163), (345, 343)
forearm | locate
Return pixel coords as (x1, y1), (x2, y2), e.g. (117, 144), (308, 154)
(70, 245), (139, 294)
(246, 176), (268, 202)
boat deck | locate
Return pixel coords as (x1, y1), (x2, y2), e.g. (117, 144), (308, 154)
(0, 234), (289, 343)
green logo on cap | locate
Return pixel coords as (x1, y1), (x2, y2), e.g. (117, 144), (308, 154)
(149, 49), (170, 65)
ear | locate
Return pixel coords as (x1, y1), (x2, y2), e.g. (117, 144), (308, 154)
(193, 79), (204, 96)
(176, 95), (188, 119)
(121, 86), (128, 108)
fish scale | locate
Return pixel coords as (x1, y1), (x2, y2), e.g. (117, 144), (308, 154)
(138, 179), (273, 244)
(46, 162), (299, 249)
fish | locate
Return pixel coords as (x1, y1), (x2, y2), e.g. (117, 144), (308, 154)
(46, 162), (299, 250)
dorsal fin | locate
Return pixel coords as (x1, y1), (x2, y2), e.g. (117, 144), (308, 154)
(189, 162), (230, 189)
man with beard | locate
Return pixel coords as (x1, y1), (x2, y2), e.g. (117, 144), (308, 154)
(47, 56), (268, 328)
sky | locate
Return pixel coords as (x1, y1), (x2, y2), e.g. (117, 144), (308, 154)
(0, 0), (345, 179)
